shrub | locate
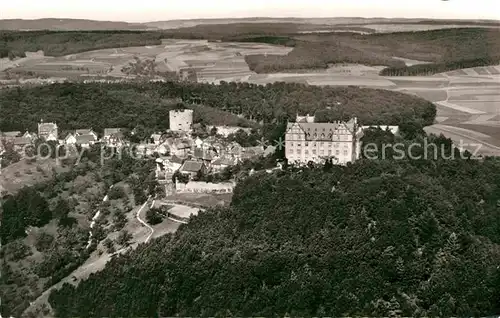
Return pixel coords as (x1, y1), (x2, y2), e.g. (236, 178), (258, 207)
(108, 186), (126, 200)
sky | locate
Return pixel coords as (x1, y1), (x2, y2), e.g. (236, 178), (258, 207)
(2, 0), (499, 22)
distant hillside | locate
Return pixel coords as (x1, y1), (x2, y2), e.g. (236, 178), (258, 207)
(0, 19), (155, 30)
(145, 17), (500, 30)
(1, 17), (499, 31)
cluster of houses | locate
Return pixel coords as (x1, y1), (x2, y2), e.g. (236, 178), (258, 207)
(0, 111), (273, 195)
(154, 132), (274, 182)
(0, 120), (128, 155)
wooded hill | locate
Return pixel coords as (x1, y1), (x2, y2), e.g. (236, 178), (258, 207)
(0, 30), (163, 59)
(0, 81), (436, 134)
(245, 28), (500, 75)
(48, 154), (500, 317)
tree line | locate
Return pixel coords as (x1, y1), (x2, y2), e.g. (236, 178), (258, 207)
(380, 55), (500, 76)
(0, 81), (436, 136)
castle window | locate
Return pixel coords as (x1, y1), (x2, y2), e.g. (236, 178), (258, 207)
(336, 150), (340, 156)
(305, 150), (309, 155)
(305, 142), (308, 146)
(296, 149), (301, 154)
(312, 149), (317, 155)
(344, 150), (348, 156)
(328, 150), (332, 155)
(320, 150), (324, 155)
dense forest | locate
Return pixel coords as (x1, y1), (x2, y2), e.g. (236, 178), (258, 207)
(379, 55), (500, 76)
(245, 27), (500, 74)
(0, 81), (436, 134)
(0, 30), (163, 58)
(48, 151), (500, 316)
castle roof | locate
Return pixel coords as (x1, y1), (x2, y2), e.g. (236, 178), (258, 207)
(287, 118), (357, 141)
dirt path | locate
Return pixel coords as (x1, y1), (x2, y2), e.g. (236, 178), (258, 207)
(86, 185), (113, 249)
(136, 196), (154, 243)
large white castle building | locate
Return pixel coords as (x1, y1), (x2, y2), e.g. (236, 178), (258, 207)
(285, 114), (363, 165)
(169, 109), (193, 132)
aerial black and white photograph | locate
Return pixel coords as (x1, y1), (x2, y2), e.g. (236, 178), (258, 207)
(0, 0), (499, 317)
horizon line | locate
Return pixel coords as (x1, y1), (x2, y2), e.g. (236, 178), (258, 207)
(2, 16), (500, 24)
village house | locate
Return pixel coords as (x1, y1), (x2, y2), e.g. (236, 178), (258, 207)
(212, 125), (252, 137)
(241, 145), (266, 160)
(37, 120), (58, 141)
(0, 131), (21, 138)
(64, 133), (77, 145)
(103, 128), (125, 147)
(285, 114), (363, 165)
(76, 134), (97, 148)
(22, 131), (37, 139)
(193, 147), (216, 165)
(175, 180), (235, 195)
(155, 143), (169, 155)
(163, 138), (192, 157)
(0, 136), (33, 154)
(194, 136), (204, 148)
(13, 137), (33, 151)
(168, 155), (184, 171)
(150, 133), (163, 145)
(75, 128), (98, 140)
(179, 160), (207, 178)
(211, 156), (238, 172)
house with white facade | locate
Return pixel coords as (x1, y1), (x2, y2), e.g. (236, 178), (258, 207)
(38, 120), (58, 141)
(285, 114), (362, 165)
(75, 129), (98, 140)
(64, 133), (77, 145)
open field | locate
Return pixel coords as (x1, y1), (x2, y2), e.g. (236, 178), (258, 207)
(0, 159), (70, 194)
(2, 40), (292, 80)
